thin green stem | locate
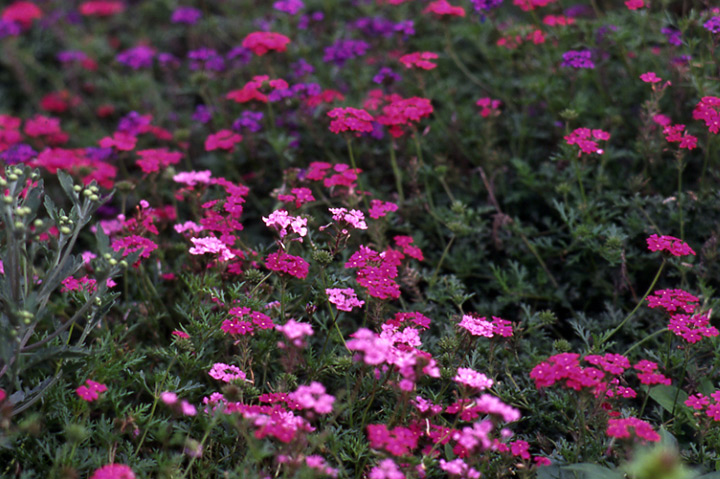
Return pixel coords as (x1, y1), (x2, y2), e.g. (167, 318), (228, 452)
(602, 259), (665, 344)
(132, 357), (177, 458)
(677, 156), (684, 240)
(388, 141), (404, 203)
(346, 137), (369, 210)
(429, 235), (455, 287)
(623, 328), (666, 356)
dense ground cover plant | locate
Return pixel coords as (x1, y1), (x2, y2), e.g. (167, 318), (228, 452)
(1, 0), (720, 477)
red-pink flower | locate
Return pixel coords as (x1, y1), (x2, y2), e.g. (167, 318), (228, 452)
(135, 148), (182, 174)
(606, 417), (660, 442)
(265, 251), (309, 279)
(76, 379), (107, 402)
(2, 2), (42, 28)
(564, 127), (610, 156)
(424, 0), (466, 17)
(242, 32), (291, 55)
(99, 131), (137, 151)
(327, 107), (375, 134)
(640, 72), (661, 83)
(399, 52), (438, 70)
(625, 0), (645, 9)
(692, 96), (720, 134)
(476, 98), (502, 118)
(79, 1), (124, 16)
(646, 234), (695, 257)
(205, 130), (242, 152)
(90, 464), (135, 479)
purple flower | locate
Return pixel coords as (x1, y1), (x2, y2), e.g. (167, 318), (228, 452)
(704, 16), (720, 34)
(1, 144), (36, 164)
(188, 48), (225, 72)
(192, 105), (213, 124)
(85, 147), (114, 162)
(268, 87), (294, 103)
(471, 0), (503, 12)
(116, 46), (155, 70)
(394, 20), (415, 37)
(171, 7), (202, 24)
(158, 53), (180, 68)
(233, 111), (264, 133)
(0, 20), (21, 38)
(299, 11), (324, 29)
(323, 39), (369, 66)
(273, 0), (304, 14)
(661, 27), (682, 46)
(291, 58), (315, 78)
(561, 50), (595, 69)
(291, 82), (322, 98)
(354, 16), (396, 37)
(373, 67), (401, 85)
(57, 50), (88, 64)
(226, 46), (252, 67)
(118, 111), (150, 135)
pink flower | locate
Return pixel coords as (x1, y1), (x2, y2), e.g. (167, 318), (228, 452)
(208, 363), (247, 383)
(263, 209), (308, 239)
(173, 170), (212, 186)
(290, 382), (335, 414)
(327, 107), (374, 134)
(111, 235), (158, 259)
(189, 236), (236, 261)
(275, 319), (314, 347)
(646, 234), (695, 257)
(205, 130), (242, 152)
(606, 417), (660, 442)
(625, 0), (645, 9)
(692, 96), (720, 134)
(369, 459), (405, 479)
(454, 367), (494, 391)
(399, 52), (438, 70)
(423, 0), (465, 17)
(76, 379), (107, 402)
(369, 200), (398, 219)
(326, 287), (365, 312)
(476, 97), (502, 118)
(564, 127), (610, 156)
(242, 31), (291, 55)
(90, 464), (136, 479)
(329, 207), (368, 230)
(265, 251), (309, 279)
(640, 72), (661, 83)
(439, 458), (481, 478)
(685, 393), (709, 410)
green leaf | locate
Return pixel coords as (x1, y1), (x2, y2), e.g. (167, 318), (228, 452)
(649, 385), (689, 415)
(562, 463), (624, 479)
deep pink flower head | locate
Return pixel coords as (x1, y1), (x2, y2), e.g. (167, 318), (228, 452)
(76, 380), (107, 402)
(90, 464), (136, 479)
(327, 107), (374, 134)
(424, 0), (466, 16)
(242, 32), (291, 55)
(399, 52), (438, 70)
(692, 96), (720, 134)
(640, 72), (661, 83)
(646, 234), (695, 257)
(606, 417), (660, 442)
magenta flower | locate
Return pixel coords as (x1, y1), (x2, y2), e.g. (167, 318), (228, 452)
(290, 382), (335, 414)
(208, 363), (247, 383)
(646, 234), (696, 257)
(326, 287), (365, 312)
(454, 367), (494, 391)
(606, 417), (660, 442)
(90, 464), (136, 479)
(76, 379), (107, 402)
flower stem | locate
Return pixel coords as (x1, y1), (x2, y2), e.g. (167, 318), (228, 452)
(602, 259), (665, 344)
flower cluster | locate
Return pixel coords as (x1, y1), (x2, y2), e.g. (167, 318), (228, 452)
(326, 287), (365, 312)
(476, 97), (502, 118)
(692, 96), (720, 134)
(263, 209), (308, 240)
(564, 127), (610, 156)
(646, 234), (695, 257)
(242, 31), (291, 55)
(76, 379), (107, 402)
(458, 314), (513, 338)
(266, 251), (310, 279)
(208, 363), (248, 383)
(327, 107), (375, 135)
(399, 51), (438, 70)
(606, 417), (660, 442)
(561, 50), (595, 69)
